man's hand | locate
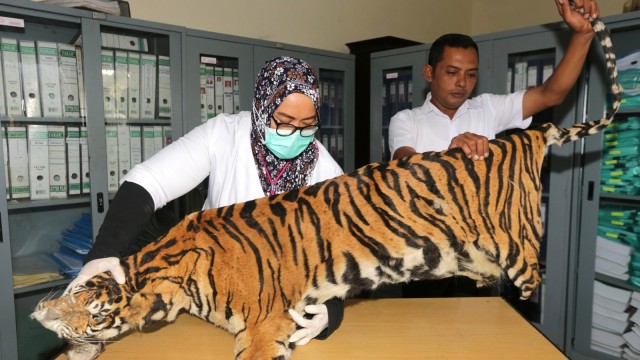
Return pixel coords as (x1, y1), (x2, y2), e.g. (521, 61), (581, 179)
(556, 0), (600, 34)
(63, 257), (125, 294)
(288, 305), (329, 346)
(449, 132), (490, 160)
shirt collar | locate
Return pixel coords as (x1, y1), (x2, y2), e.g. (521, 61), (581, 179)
(423, 92), (480, 119)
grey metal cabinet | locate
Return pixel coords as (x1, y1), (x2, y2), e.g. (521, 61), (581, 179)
(0, 2), (356, 359)
(368, 20), (584, 351)
(0, 1), (184, 359)
(571, 11), (640, 360)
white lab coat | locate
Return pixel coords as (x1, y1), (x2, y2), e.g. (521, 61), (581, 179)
(123, 111), (343, 210)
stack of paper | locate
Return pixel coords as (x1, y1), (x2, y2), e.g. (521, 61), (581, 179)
(624, 303), (640, 359)
(600, 116), (640, 196)
(615, 51), (640, 111)
(12, 253), (64, 289)
(591, 280), (633, 357)
(597, 206), (640, 287)
(596, 235), (632, 281)
(50, 212), (92, 277)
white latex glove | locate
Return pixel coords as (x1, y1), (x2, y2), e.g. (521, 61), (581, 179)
(63, 257), (125, 294)
(288, 304), (329, 346)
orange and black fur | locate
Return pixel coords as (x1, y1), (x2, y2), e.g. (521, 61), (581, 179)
(32, 15), (621, 360)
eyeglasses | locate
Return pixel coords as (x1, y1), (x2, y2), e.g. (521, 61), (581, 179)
(271, 115), (320, 137)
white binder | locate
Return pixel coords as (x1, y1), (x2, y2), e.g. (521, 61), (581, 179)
(65, 126), (81, 195)
(2, 127), (8, 198)
(153, 125), (163, 154)
(157, 55), (171, 118)
(140, 54), (157, 119)
(105, 125), (119, 193)
(127, 52), (141, 119)
(117, 124), (130, 181)
(101, 49), (116, 119)
(129, 126), (142, 168)
(114, 50), (129, 119)
(47, 125), (67, 198)
(0, 50), (5, 116)
(2, 38), (23, 116)
(58, 43), (81, 118)
(36, 40), (63, 117)
(142, 126), (155, 161)
(6, 126), (29, 199)
(223, 67), (233, 114)
(19, 40), (42, 117)
(27, 124), (50, 200)
(75, 47), (86, 118)
(199, 64), (208, 122)
(80, 127), (90, 194)
(205, 65), (215, 120)
(162, 126), (172, 147)
(232, 68), (240, 114)
(214, 66), (224, 116)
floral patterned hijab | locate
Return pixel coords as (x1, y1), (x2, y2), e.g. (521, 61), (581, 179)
(251, 56), (320, 196)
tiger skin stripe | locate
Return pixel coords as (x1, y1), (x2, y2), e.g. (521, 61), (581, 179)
(31, 10), (621, 360)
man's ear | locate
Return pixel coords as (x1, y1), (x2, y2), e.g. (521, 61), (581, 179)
(423, 64), (433, 83)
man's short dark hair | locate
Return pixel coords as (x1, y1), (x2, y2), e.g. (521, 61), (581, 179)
(428, 34), (479, 69)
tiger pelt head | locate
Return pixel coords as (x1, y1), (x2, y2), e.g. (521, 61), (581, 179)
(32, 10), (621, 360)
(31, 274), (145, 359)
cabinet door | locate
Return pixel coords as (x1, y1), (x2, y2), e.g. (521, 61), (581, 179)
(79, 18), (185, 241)
(0, 5), (89, 359)
(573, 14), (640, 359)
(184, 32), (253, 134)
(488, 26), (576, 349)
(369, 45), (428, 164)
(253, 46), (355, 172)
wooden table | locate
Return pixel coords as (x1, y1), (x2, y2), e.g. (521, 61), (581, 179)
(56, 297), (566, 359)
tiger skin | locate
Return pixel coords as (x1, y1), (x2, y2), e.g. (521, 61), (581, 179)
(31, 15), (621, 360)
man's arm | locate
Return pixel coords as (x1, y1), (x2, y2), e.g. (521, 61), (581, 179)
(392, 146), (418, 160)
(523, 0), (598, 119)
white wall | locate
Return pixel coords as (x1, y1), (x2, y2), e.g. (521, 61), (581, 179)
(129, 0), (628, 53)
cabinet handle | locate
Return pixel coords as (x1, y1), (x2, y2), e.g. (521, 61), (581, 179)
(587, 181), (594, 201)
(97, 192), (105, 213)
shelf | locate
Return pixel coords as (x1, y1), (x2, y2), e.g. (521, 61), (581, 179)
(7, 196), (90, 211)
(599, 194), (640, 204)
(13, 277), (71, 296)
(594, 273), (640, 293)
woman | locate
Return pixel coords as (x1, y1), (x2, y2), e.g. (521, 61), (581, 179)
(66, 56), (344, 344)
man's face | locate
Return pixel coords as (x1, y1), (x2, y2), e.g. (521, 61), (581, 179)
(423, 46), (478, 118)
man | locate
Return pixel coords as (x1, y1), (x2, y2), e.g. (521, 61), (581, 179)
(388, 0), (599, 297)
(390, 0), (599, 161)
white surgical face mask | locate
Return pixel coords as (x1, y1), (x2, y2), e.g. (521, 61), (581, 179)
(264, 128), (314, 159)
